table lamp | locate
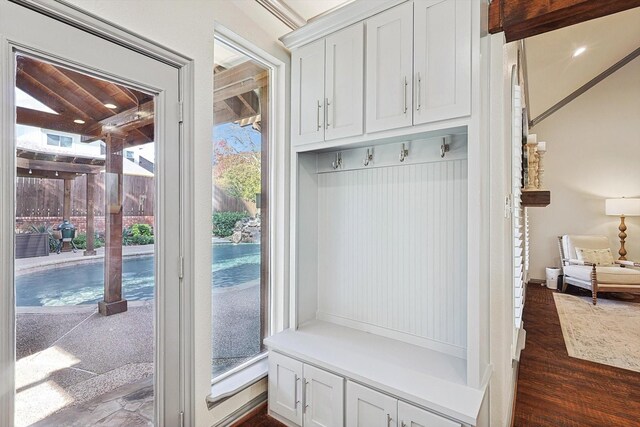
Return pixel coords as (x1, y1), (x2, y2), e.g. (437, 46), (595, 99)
(605, 198), (640, 260)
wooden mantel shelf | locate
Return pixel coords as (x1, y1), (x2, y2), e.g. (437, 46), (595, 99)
(521, 190), (550, 207)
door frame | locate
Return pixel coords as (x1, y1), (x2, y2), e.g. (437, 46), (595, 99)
(0, 1), (195, 425)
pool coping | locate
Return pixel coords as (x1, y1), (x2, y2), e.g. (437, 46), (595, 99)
(15, 248), (154, 276)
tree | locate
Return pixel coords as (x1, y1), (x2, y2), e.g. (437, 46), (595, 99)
(214, 123), (261, 203)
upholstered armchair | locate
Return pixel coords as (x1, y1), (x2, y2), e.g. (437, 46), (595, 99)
(558, 235), (640, 305)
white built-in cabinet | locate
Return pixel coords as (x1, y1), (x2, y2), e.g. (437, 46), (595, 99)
(365, 2), (414, 132)
(269, 352), (343, 427)
(413, 0), (471, 124)
(291, 23), (364, 145)
(347, 382), (462, 427)
(273, 0), (489, 426)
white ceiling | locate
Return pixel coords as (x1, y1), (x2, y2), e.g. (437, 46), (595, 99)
(525, 6), (640, 120)
(285, 0), (353, 21)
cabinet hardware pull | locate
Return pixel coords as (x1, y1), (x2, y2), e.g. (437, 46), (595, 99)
(403, 76), (408, 114)
(417, 72), (421, 111)
(387, 413), (393, 426)
(303, 379), (309, 413)
(325, 98), (330, 129)
(317, 100), (322, 131)
(295, 375), (301, 407)
(401, 422), (407, 427)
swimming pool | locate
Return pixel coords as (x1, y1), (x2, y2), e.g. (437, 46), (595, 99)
(15, 243), (260, 306)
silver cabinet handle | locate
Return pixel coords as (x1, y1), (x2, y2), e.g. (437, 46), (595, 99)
(416, 72), (421, 111)
(387, 413), (393, 426)
(401, 422), (407, 427)
(325, 98), (330, 129)
(304, 380), (310, 413)
(403, 76), (408, 114)
(316, 100), (322, 131)
(295, 375), (301, 407)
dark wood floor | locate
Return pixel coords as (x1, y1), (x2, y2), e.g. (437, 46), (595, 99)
(238, 285), (640, 427)
(514, 283), (640, 426)
(234, 403), (284, 427)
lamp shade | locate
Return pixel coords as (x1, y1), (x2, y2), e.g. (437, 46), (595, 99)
(606, 198), (640, 216)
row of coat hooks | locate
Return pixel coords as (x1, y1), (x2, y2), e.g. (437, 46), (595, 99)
(330, 138), (451, 170)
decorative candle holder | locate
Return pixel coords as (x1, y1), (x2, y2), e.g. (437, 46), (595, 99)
(536, 141), (546, 189)
(525, 142), (538, 190)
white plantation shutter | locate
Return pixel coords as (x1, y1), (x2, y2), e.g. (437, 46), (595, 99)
(512, 84), (526, 330)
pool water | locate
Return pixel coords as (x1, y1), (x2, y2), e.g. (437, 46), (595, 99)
(15, 243), (260, 306)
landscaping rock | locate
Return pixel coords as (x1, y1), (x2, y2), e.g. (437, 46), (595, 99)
(228, 216), (261, 244)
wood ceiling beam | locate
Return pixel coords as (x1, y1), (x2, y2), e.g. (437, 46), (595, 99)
(17, 69), (92, 121)
(16, 107), (102, 138)
(214, 74), (267, 104)
(57, 68), (139, 114)
(18, 59), (106, 121)
(213, 61), (267, 89)
(82, 100), (154, 142)
(489, 0), (640, 42)
(17, 157), (102, 174)
(17, 168), (80, 180)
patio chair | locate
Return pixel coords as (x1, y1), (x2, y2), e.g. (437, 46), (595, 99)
(558, 235), (640, 305)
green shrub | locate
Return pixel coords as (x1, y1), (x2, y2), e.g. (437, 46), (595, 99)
(73, 233), (104, 249)
(123, 224), (154, 246)
(130, 223), (153, 236)
(212, 211), (249, 237)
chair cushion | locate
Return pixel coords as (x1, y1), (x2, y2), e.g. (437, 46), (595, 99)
(575, 247), (615, 266)
(564, 265), (640, 285)
(562, 235), (611, 260)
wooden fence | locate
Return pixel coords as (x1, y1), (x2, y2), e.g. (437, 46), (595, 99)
(16, 176), (256, 224)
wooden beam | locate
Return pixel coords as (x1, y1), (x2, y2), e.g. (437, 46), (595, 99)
(214, 61), (267, 90)
(530, 46), (640, 128)
(17, 157), (102, 174)
(82, 100), (154, 142)
(16, 107), (101, 138)
(214, 75), (268, 104)
(16, 168), (78, 180)
(85, 173), (96, 256)
(489, 0), (503, 34)
(493, 0), (640, 42)
(17, 69), (90, 119)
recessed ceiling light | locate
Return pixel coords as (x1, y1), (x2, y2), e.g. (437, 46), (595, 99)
(104, 103), (117, 109)
(74, 119), (85, 124)
(573, 46), (586, 58)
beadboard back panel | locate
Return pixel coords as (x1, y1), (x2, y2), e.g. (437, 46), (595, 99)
(316, 157), (468, 356)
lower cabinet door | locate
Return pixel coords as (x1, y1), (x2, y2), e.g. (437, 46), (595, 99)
(397, 401), (462, 427)
(346, 381), (397, 427)
(269, 352), (304, 425)
(304, 364), (344, 427)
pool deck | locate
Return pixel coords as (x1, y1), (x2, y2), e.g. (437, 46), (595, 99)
(15, 245), (155, 275)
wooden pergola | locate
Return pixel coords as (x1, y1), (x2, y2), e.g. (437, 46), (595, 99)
(16, 55), (154, 316)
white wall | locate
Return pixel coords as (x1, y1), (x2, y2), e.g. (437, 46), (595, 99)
(63, 1), (291, 426)
(528, 57), (640, 279)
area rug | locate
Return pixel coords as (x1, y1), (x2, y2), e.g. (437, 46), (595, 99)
(554, 293), (640, 373)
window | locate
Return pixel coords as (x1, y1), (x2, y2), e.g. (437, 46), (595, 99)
(46, 133), (72, 147)
(211, 36), (270, 380)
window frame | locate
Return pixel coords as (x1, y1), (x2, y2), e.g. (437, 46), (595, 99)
(210, 27), (286, 387)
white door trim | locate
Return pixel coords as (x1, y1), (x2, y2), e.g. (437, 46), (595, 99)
(0, 2), (195, 426)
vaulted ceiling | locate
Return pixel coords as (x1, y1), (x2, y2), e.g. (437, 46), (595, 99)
(525, 6), (640, 121)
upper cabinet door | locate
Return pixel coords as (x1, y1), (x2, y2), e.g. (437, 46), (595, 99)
(413, 0), (471, 125)
(292, 39), (325, 146)
(325, 22), (364, 141)
(346, 381), (397, 427)
(303, 364), (345, 427)
(268, 352), (304, 425)
(398, 401), (462, 427)
(365, 2), (414, 133)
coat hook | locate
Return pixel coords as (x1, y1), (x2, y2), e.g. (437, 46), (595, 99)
(363, 148), (373, 166)
(399, 143), (409, 162)
(332, 151), (342, 170)
(440, 138), (450, 158)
